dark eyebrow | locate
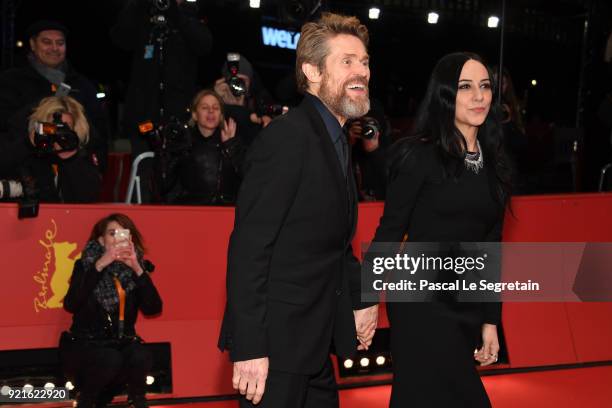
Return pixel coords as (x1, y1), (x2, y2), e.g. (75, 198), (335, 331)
(342, 53), (370, 60)
(458, 79), (491, 83)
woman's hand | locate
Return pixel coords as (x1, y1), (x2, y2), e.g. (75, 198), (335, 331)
(117, 241), (144, 276)
(95, 243), (130, 272)
(474, 323), (500, 366)
(220, 118), (237, 142)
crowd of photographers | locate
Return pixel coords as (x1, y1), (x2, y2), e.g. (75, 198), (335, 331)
(0, 0), (390, 215)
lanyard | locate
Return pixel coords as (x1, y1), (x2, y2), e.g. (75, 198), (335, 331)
(113, 277), (126, 337)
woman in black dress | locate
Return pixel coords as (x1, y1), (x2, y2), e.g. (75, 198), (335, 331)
(372, 52), (512, 407)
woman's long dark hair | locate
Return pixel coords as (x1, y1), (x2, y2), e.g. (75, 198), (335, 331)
(89, 213), (146, 254)
(391, 52), (512, 208)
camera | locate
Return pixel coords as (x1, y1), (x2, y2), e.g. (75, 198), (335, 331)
(226, 53), (248, 97)
(0, 172), (40, 219)
(138, 116), (192, 155)
(34, 112), (80, 154)
(258, 103), (289, 118)
(346, 116), (381, 140)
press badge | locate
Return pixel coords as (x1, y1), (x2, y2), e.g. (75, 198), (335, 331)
(144, 44), (154, 60)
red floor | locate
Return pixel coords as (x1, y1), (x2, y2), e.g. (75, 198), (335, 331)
(154, 365), (612, 408)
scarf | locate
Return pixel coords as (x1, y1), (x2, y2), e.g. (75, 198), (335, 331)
(81, 240), (138, 314)
(28, 53), (68, 91)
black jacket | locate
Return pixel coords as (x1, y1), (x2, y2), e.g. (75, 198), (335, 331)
(0, 63), (110, 170)
(159, 126), (246, 204)
(110, 0), (212, 149)
(63, 260), (162, 339)
(218, 96), (369, 375)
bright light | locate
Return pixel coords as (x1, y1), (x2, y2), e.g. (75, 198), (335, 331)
(531, 79), (537, 86)
(376, 356), (386, 366)
(44, 382), (55, 390)
(23, 384), (34, 392)
(369, 7), (380, 20)
(250, 0), (261, 8)
(185, 0), (197, 2)
(65, 381), (75, 391)
(96, 92), (106, 99)
(487, 16), (499, 28)
(360, 357), (370, 367)
(146, 376), (155, 385)
(0, 386), (11, 396)
(428, 12), (439, 24)
(343, 359), (354, 369)
(16, 40), (23, 48)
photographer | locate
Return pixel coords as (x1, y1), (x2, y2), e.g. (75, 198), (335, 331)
(0, 20), (110, 171)
(111, 0), (212, 202)
(155, 89), (246, 204)
(0, 96), (101, 203)
(59, 213), (162, 408)
(345, 100), (391, 201)
(213, 53), (274, 146)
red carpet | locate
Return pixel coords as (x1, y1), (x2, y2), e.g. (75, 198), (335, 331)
(153, 365), (612, 408)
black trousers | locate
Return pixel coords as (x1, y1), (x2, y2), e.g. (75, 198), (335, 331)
(387, 303), (492, 408)
(239, 357), (338, 408)
(59, 335), (152, 407)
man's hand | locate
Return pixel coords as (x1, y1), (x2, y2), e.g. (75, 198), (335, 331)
(361, 132), (380, 153)
(233, 357), (269, 405)
(354, 304), (378, 350)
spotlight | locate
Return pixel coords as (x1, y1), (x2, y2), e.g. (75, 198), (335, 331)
(146, 376), (155, 385)
(368, 7), (380, 20)
(96, 92), (106, 99)
(359, 357), (370, 367)
(44, 382), (55, 390)
(16, 40), (23, 48)
(250, 0), (261, 8)
(1, 386), (11, 396)
(428, 12), (439, 24)
(65, 381), (75, 391)
(23, 384), (34, 392)
(185, 0), (196, 2)
(376, 356), (386, 366)
(531, 79), (537, 87)
(343, 359), (354, 369)
(487, 16), (499, 28)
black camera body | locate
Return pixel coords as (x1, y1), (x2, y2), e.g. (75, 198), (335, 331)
(347, 116), (381, 140)
(139, 117), (192, 155)
(226, 53), (248, 97)
(34, 112), (80, 154)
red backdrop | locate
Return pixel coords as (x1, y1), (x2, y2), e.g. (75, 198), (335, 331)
(1, 193), (611, 398)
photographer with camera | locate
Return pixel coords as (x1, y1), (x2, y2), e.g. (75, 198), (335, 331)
(213, 53), (279, 146)
(154, 89), (246, 204)
(0, 20), (110, 171)
(59, 213), (162, 408)
(0, 96), (101, 208)
(345, 100), (391, 201)
(111, 0), (212, 202)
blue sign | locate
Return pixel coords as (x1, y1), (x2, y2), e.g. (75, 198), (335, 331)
(261, 26), (301, 50)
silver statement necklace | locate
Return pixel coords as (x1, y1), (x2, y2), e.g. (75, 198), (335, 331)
(464, 140), (484, 174)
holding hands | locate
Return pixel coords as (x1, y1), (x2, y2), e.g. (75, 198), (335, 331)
(474, 323), (500, 366)
(354, 304), (378, 350)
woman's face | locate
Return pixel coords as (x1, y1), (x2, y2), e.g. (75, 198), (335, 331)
(454, 59), (492, 132)
(98, 220), (128, 249)
(193, 95), (222, 132)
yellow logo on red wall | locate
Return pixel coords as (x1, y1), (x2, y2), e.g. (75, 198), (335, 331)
(34, 219), (81, 313)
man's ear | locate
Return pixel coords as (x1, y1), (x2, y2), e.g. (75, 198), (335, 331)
(302, 62), (322, 85)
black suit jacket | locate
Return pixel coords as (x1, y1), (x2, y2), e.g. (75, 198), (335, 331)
(218, 96), (368, 374)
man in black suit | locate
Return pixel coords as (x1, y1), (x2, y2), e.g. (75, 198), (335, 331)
(218, 12), (379, 408)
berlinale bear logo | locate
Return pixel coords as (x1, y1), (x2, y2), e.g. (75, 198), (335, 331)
(33, 219), (81, 312)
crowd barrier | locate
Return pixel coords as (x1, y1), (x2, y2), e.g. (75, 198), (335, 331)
(1, 193), (612, 398)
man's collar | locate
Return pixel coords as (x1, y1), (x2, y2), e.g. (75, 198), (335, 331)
(304, 92), (343, 142)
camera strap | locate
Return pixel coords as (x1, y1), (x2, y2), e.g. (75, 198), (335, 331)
(112, 277), (126, 338)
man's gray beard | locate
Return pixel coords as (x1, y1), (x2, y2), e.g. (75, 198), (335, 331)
(319, 79), (370, 120)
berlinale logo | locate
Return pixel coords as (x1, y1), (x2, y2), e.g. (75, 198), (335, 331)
(33, 219), (81, 313)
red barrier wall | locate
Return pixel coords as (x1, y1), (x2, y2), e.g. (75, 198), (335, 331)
(1, 193), (611, 398)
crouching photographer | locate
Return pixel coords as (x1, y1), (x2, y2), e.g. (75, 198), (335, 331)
(151, 89), (246, 204)
(0, 96), (101, 214)
(59, 213), (162, 408)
